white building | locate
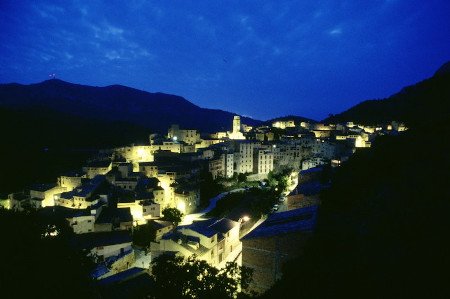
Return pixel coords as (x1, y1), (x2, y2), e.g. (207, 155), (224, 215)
(153, 218), (241, 269)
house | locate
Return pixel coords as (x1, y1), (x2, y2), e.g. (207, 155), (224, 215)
(72, 231), (133, 262)
(153, 218), (241, 269)
(95, 206), (133, 232)
(39, 205), (101, 234)
(55, 175), (106, 209)
(29, 183), (66, 207)
(58, 171), (87, 191)
(4, 192), (30, 210)
(241, 206), (318, 294)
(147, 220), (174, 241)
(138, 162), (158, 178)
(116, 188), (161, 222)
(83, 160), (112, 179)
(97, 267), (155, 299)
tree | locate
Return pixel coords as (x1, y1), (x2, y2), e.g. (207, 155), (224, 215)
(0, 209), (97, 299)
(132, 222), (157, 248)
(161, 207), (184, 226)
(237, 172), (247, 183)
(199, 169), (224, 207)
(151, 254), (253, 299)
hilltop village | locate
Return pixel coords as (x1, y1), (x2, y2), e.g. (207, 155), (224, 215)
(1, 116), (407, 294)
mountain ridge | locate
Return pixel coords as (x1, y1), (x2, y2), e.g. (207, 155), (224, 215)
(0, 79), (259, 133)
(323, 61), (450, 126)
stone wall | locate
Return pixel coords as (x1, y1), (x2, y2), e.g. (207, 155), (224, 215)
(242, 232), (312, 295)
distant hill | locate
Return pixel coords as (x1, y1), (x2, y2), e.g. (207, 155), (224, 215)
(0, 106), (155, 194)
(265, 115), (317, 125)
(0, 79), (263, 194)
(0, 79), (262, 133)
(323, 61), (450, 126)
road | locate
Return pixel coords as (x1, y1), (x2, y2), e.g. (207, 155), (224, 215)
(180, 188), (244, 225)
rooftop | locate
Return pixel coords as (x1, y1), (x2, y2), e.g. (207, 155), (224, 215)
(29, 183), (57, 192)
(84, 160), (111, 168)
(95, 206), (133, 224)
(178, 217), (238, 238)
(72, 231), (132, 250)
(97, 267), (146, 286)
(242, 206), (318, 240)
(38, 205), (92, 219)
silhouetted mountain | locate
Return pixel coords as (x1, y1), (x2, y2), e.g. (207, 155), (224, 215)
(324, 61), (450, 126)
(434, 61), (450, 76)
(0, 106), (154, 194)
(0, 79), (262, 133)
(262, 120), (450, 299)
(265, 115), (317, 125)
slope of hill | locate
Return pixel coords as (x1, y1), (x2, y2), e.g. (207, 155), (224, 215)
(262, 119), (450, 299)
(0, 106), (152, 195)
(324, 62), (450, 126)
(265, 115), (317, 125)
(0, 79), (262, 133)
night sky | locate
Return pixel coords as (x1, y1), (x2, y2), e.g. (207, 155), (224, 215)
(1, 1), (449, 120)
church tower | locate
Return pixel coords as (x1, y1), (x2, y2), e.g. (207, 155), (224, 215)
(233, 115), (241, 133)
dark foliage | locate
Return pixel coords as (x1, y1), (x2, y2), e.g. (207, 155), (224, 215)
(261, 121), (450, 298)
(208, 188), (278, 220)
(161, 207), (184, 226)
(199, 169), (224, 207)
(132, 222), (157, 248)
(150, 254), (253, 299)
(0, 106), (150, 194)
(0, 209), (98, 299)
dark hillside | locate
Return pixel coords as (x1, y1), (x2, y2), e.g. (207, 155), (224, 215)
(324, 63), (450, 126)
(262, 120), (450, 298)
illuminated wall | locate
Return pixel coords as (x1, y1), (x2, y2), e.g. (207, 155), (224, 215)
(58, 175), (86, 191)
(30, 186), (67, 207)
(69, 215), (95, 234)
(168, 124), (201, 145)
(151, 142), (182, 154)
(82, 163), (112, 179)
(211, 132), (228, 139)
(272, 120), (295, 129)
(115, 146), (154, 164)
(174, 190), (199, 214)
(158, 172), (177, 209)
(139, 163), (159, 178)
(195, 139), (223, 150)
(256, 150), (274, 175)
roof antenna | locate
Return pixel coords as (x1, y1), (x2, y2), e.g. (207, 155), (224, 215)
(49, 73), (56, 80)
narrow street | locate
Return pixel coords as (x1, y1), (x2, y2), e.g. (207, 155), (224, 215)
(180, 188), (244, 225)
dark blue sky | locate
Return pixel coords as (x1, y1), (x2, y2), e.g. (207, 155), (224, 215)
(1, 1), (449, 120)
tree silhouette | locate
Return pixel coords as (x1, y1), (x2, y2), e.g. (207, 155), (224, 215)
(151, 254), (253, 299)
(161, 207), (184, 226)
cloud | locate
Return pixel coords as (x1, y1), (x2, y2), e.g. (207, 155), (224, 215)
(105, 50), (121, 60)
(329, 27), (343, 35)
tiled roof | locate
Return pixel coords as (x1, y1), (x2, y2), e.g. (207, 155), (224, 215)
(242, 206), (318, 240)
